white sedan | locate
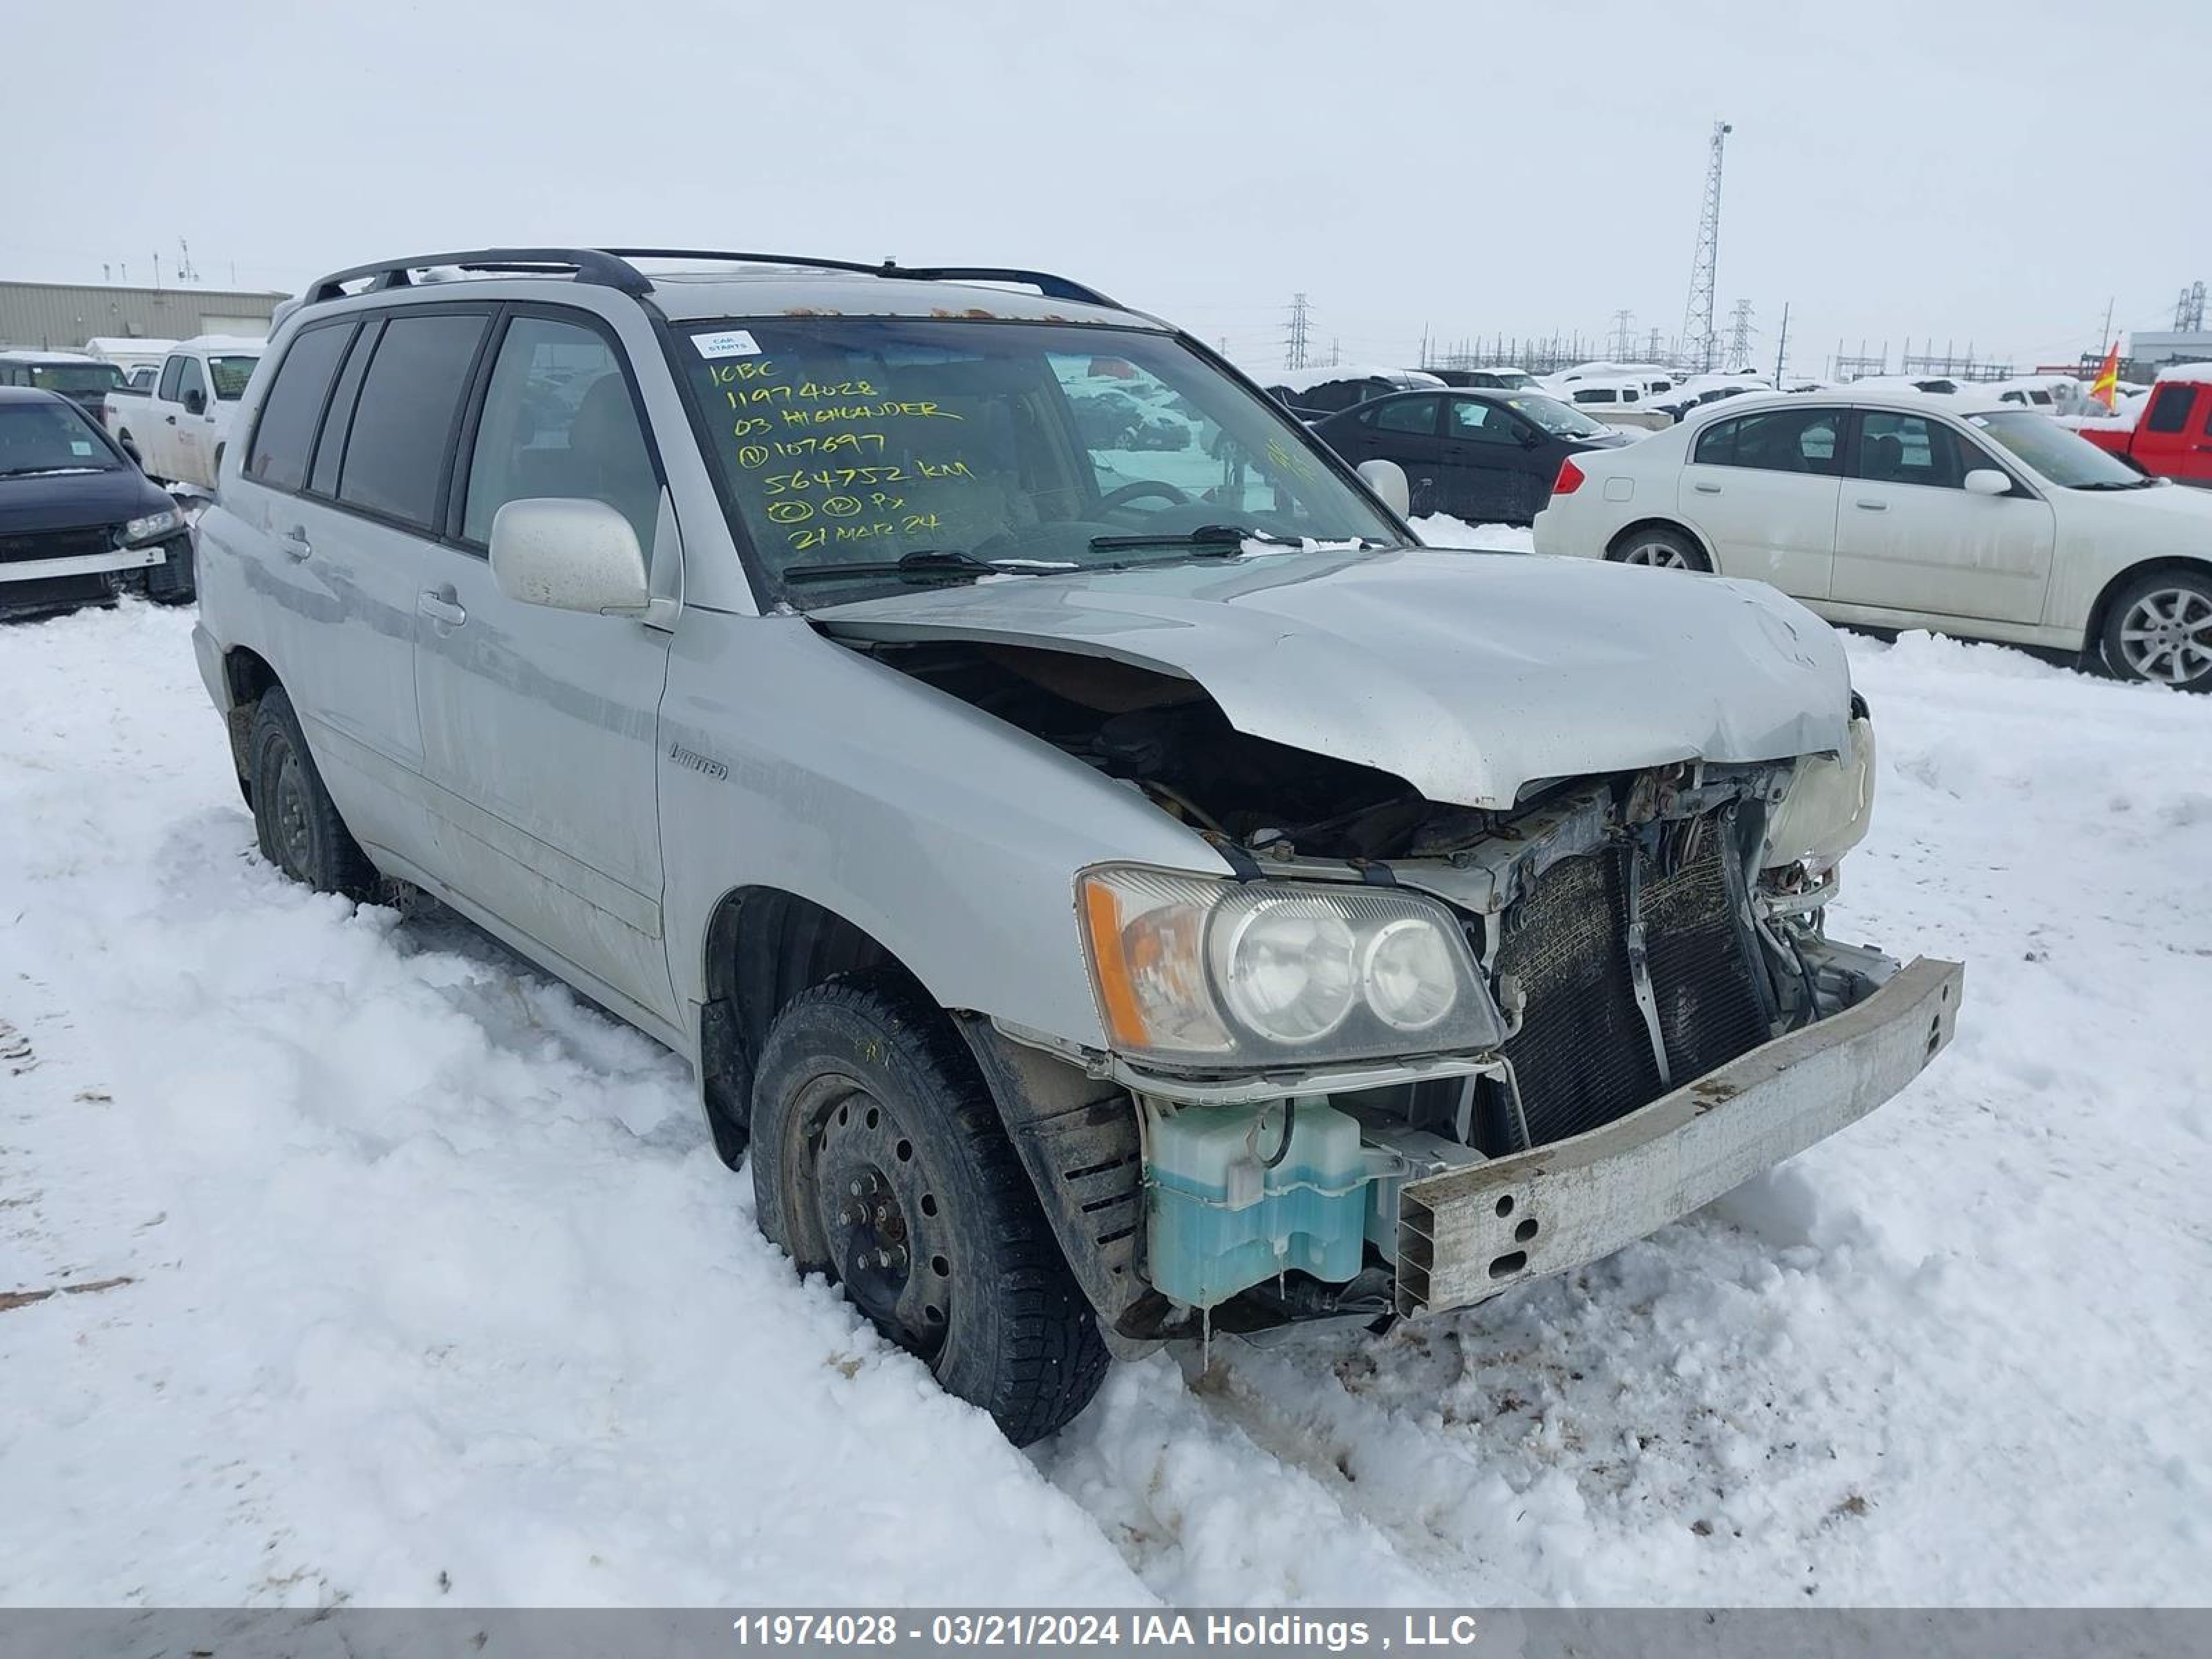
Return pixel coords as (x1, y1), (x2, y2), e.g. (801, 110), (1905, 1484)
(1531, 388), (2212, 690)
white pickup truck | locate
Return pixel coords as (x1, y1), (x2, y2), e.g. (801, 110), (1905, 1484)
(103, 335), (263, 491)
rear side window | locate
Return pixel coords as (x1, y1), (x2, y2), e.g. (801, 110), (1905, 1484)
(335, 312), (489, 529)
(245, 324), (352, 491)
(1694, 406), (1843, 474)
(462, 315), (659, 551)
(2145, 386), (2197, 435)
(1373, 395), (1439, 435)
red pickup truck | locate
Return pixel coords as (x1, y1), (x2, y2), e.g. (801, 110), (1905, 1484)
(2073, 368), (2212, 486)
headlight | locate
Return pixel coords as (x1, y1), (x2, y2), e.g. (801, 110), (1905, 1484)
(1078, 866), (1506, 1067)
(1761, 714), (1876, 871)
(122, 507), (182, 544)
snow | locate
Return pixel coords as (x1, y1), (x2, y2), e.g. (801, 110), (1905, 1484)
(4, 586), (2211, 1607)
(1261, 364), (1441, 395)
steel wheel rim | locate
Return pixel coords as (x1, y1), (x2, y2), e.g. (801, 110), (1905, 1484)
(807, 1080), (951, 1358)
(2117, 588), (2212, 684)
(1622, 541), (1693, 570)
(273, 751), (313, 877)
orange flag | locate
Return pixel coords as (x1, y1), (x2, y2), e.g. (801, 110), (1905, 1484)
(2090, 341), (2120, 410)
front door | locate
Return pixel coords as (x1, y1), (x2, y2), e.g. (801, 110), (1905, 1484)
(412, 308), (677, 1023)
(171, 356), (212, 488)
(1675, 403), (1845, 598)
(1360, 395), (1448, 515)
(1830, 409), (2055, 624)
(1439, 395), (1541, 521)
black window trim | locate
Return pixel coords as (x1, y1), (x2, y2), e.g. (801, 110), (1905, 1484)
(241, 317), (359, 489)
(242, 299), (500, 546)
(440, 299), (671, 558)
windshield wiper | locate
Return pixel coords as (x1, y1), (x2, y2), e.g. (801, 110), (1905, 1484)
(2072, 478), (2156, 491)
(784, 548), (1047, 586)
(0, 465), (108, 478)
(1089, 522), (1318, 554)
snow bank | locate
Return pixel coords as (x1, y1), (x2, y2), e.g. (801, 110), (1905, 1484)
(3, 601), (2209, 1606)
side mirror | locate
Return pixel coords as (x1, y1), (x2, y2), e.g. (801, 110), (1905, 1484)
(1517, 426), (1545, 448)
(1356, 458), (1412, 517)
(489, 498), (650, 615)
(1963, 469), (2011, 497)
(182, 388), (206, 415)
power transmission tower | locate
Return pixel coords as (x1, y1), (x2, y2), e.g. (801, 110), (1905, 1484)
(2178, 281), (2208, 332)
(1678, 120), (1732, 374)
(1284, 292), (1311, 371)
(1646, 328), (1664, 363)
(1725, 299), (1755, 370)
(1610, 309), (1635, 359)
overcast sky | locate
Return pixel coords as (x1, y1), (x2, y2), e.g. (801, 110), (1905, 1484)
(12, 1), (2206, 377)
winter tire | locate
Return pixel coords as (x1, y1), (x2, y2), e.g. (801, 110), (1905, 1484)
(1609, 525), (1712, 572)
(2101, 568), (2212, 691)
(751, 972), (1109, 1445)
(246, 687), (376, 897)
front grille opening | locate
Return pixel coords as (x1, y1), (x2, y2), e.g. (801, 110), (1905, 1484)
(1486, 821), (1770, 1154)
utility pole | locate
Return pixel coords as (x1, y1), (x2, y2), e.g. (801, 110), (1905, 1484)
(1773, 301), (1790, 387)
(1327, 336), (1340, 368)
(2099, 294), (2115, 354)
(1678, 119), (1732, 374)
(152, 252), (162, 290)
(1284, 292), (1311, 371)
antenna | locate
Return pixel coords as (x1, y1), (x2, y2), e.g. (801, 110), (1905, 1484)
(1678, 120), (1732, 374)
(176, 237), (200, 284)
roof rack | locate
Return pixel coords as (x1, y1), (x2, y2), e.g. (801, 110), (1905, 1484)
(301, 247), (1118, 310)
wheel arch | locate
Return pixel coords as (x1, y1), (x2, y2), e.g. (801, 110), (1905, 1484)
(1605, 516), (1716, 567)
(2081, 554), (2212, 668)
(697, 885), (930, 1166)
(219, 646), (282, 795)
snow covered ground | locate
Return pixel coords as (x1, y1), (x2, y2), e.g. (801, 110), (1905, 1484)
(3, 536), (2210, 1606)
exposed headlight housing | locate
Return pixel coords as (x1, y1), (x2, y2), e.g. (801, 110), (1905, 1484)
(1762, 714), (1876, 872)
(122, 507), (183, 545)
(1078, 866), (1506, 1067)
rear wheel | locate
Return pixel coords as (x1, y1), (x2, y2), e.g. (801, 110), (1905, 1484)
(246, 688), (376, 897)
(2101, 570), (2212, 691)
(751, 973), (1109, 1445)
(1609, 525), (1712, 572)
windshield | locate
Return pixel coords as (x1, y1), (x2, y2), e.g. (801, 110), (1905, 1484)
(1504, 392), (1608, 438)
(28, 362), (124, 395)
(1969, 410), (2151, 489)
(678, 318), (1402, 603)
(208, 355), (259, 400)
(0, 399), (120, 475)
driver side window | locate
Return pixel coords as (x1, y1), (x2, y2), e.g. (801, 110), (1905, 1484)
(176, 357), (207, 407)
(1048, 351), (1279, 518)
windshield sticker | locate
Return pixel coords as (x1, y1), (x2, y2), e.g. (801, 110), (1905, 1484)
(693, 329), (763, 360)
(69, 440), (94, 455)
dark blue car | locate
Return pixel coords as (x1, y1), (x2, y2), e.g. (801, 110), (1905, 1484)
(1311, 386), (1635, 524)
(0, 386), (194, 617)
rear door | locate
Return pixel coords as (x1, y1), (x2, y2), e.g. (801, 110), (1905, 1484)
(411, 304), (677, 1022)
(1438, 395), (1541, 521)
(1830, 409), (2054, 624)
(1356, 395), (1447, 514)
(1675, 404), (1846, 597)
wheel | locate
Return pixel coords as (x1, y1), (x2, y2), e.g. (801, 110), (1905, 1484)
(751, 973), (1109, 1445)
(1609, 525), (1712, 571)
(2101, 569), (2212, 691)
(246, 687), (376, 897)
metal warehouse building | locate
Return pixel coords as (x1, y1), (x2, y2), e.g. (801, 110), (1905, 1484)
(0, 280), (288, 350)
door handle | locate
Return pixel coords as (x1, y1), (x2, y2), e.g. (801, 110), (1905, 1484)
(1854, 498), (1888, 511)
(1691, 481), (1722, 494)
(280, 525), (312, 561)
(165, 415), (178, 425)
(418, 589), (468, 626)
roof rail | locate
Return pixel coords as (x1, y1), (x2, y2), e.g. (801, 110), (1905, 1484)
(301, 247), (1120, 312)
(599, 249), (1118, 308)
(302, 248), (653, 305)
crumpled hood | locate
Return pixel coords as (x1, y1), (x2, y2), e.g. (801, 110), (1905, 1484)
(811, 547), (1853, 809)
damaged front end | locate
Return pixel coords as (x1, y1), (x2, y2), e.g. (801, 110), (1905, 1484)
(833, 603), (1958, 1349)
